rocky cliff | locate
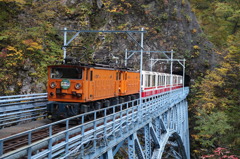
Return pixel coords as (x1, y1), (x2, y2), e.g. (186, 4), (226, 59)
(0, 0), (218, 95)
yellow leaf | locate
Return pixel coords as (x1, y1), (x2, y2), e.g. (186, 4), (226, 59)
(27, 47), (34, 51)
(193, 45), (200, 50)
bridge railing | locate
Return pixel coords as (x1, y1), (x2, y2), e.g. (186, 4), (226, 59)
(0, 93), (48, 128)
(0, 87), (189, 159)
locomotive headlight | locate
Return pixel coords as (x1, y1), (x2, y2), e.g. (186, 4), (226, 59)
(50, 82), (56, 88)
(75, 83), (81, 90)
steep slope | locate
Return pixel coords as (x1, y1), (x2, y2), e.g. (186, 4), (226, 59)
(0, 0), (217, 94)
(188, 0), (240, 156)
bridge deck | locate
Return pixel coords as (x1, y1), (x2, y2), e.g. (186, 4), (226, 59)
(0, 87), (190, 159)
(0, 119), (50, 139)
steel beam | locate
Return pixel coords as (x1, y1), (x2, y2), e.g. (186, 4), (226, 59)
(134, 133), (145, 159)
(144, 124), (151, 159)
(128, 134), (135, 159)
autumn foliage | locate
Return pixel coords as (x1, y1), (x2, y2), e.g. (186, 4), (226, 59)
(190, 0), (240, 157)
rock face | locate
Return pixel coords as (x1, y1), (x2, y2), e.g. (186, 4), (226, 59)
(55, 0), (217, 77)
(1, 0), (218, 95)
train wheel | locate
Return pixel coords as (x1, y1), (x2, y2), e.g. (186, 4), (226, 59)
(110, 97), (119, 105)
(119, 97), (125, 104)
(131, 95), (137, 106)
(104, 100), (113, 115)
(81, 104), (93, 121)
(95, 102), (102, 110)
(125, 96), (132, 108)
(111, 97), (120, 112)
(95, 102), (103, 117)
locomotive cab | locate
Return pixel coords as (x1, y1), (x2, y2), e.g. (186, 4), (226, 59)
(48, 65), (85, 102)
(47, 65), (87, 120)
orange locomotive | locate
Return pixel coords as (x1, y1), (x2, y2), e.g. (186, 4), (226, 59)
(47, 64), (140, 120)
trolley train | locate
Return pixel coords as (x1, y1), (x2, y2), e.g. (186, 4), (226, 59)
(47, 63), (183, 120)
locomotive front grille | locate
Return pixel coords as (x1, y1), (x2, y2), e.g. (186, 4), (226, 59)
(56, 88), (62, 94)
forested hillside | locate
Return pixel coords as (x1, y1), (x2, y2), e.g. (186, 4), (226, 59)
(0, 0), (216, 95)
(190, 0), (240, 157)
(0, 0), (239, 158)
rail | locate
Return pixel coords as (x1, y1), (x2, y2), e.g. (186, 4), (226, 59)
(0, 87), (189, 159)
(0, 93), (48, 128)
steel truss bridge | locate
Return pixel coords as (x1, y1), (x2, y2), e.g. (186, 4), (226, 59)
(0, 87), (189, 159)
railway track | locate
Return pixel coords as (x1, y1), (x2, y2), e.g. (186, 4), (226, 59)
(3, 125), (66, 154)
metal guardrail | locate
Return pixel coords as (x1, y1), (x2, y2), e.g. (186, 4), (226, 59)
(0, 93), (48, 128)
(0, 88), (189, 159)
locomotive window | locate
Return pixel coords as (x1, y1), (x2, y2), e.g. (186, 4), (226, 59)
(51, 67), (82, 79)
(86, 69), (88, 80)
(90, 71), (93, 81)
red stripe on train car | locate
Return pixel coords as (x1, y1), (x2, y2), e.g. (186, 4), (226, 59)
(141, 86), (183, 97)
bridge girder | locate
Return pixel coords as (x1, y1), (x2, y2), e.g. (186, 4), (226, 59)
(99, 100), (189, 159)
(93, 89), (190, 159)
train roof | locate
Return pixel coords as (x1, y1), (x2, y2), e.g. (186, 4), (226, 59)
(48, 64), (139, 72)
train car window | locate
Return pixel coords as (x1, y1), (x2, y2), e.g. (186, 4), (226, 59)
(152, 75), (155, 87)
(179, 76), (182, 84)
(51, 67), (82, 79)
(90, 71), (93, 81)
(148, 75), (151, 87)
(145, 75), (148, 87)
(125, 73), (127, 80)
(116, 72), (119, 80)
(158, 75), (161, 86)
